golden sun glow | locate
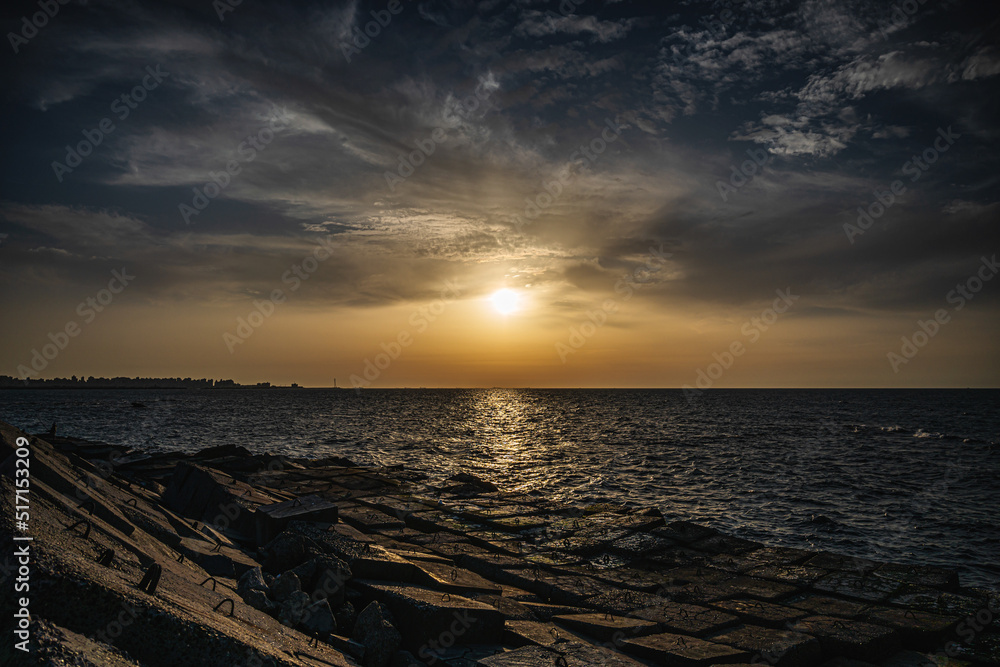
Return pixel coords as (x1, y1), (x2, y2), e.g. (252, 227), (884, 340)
(490, 289), (521, 315)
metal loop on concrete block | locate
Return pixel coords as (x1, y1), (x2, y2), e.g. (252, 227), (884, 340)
(65, 519), (91, 539)
(200, 577), (218, 591)
(177, 553), (185, 563)
(97, 548), (115, 566)
(213, 598), (235, 616)
(441, 593), (452, 602)
(125, 498), (138, 507)
(604, 612), (614, 621)
(78, 499), (96, 515)
(138, 563), (162, 595)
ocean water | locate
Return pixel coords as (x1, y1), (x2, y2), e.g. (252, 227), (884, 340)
(2, 388), (998, 590)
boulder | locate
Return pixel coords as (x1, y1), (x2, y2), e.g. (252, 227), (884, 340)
(335, 601), (357, 636)
(279, 591), (311, 627)
(353, 602), (402, 667)
(241, 588), (275, 613)
(301, 599), (337, 639)
(237, 566), (268, 596)
(269, 572), (302, 603)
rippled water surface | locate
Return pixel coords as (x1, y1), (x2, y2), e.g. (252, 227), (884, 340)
(3, 388), (998, 589)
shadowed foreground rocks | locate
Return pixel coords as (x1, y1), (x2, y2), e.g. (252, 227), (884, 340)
(1, 420), (997, 667)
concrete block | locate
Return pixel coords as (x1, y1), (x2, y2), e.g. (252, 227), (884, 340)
(710, 598), (809, 628)
(552, 612), (660, 642)
(623, 632), (751, 665)
(791, 615), (900, 660)
(353, 581), (505, 651)
(786, 594), (869, 618)
(254, 494), (338, 545)
(632, 602), (739, 636)
(503, 620), (564, 647)
(710, 625), (823, 667)
(812, 572), (903, 603)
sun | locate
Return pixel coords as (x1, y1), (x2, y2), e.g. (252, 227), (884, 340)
(490, 289), (521, 315)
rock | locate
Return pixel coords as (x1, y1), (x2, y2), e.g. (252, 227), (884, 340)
(313, 555), (353, 606)
(259, 531), (322, 573)
(237, 566), (268, 596)
(335, 601), (357, 636)
(241, 588), (275, 613)
(291, 558), (319, 586)
(353, 602), (402, 667)
(269, 571), (302, 603)
(279, 591), (311, 627)
(301, 599), (337, 639)
(292, 554), (352, 606)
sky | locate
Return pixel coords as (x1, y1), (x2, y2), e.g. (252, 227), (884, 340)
(1, 0), (999, 388)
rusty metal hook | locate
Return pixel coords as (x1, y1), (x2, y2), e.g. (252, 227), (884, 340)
(213, 598), (235, 616)
(65, 519), (91, 539)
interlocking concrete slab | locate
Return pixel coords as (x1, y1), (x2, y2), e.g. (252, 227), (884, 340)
(791, 615), (900, 660)
(623, 632), (751, 666)
(709, 598), (809, 628)
(710, 625), (823, 667)
(632, 602), (740, 636)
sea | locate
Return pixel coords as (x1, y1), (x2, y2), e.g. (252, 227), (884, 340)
(2, 388), (998, 590)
